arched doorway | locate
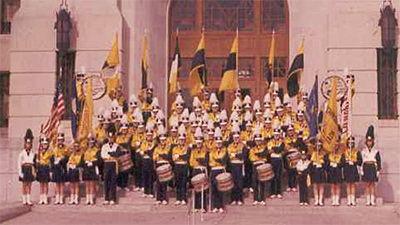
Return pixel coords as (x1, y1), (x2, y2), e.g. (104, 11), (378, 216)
(169, 0), (289, 109)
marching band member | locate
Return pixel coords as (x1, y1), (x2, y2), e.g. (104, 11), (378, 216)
(139, 121), (157, 198)
(116, 115), (133, 191)
(18, 129), (36, 205)
(206, 119), (215, 150)
(110, 99), (120, 123)
(189, 127), (209, 213)
(168, 117), (180, 148)
(294, 102), (310, 140)
(362, 125), (381, 206)
(201, 87), (211, 113)
(231, 97), (243, 125)
(253, 100), (263, 125)
(193, 96), (203, 118)
(296, 150), (311, 206)
(37, 136), (52, 205)
(95, 107), (107, 147)
(268, 123), (285, 199)
(188, 111), (197, 145)
(272, 97), (284, 129)
(327, 139), (344, 206)
(172, 124), (190, 205)
(169, 94), (184, 126)
(262, 109), (273, 142)
(83, 134), (100, 205)
(342, 135), (362, 206)
(283, 94), (296, 123)
(131, 110), (146, 192)
(153, 125), (171, 205)
(243, 95), (252, 115)
(263, 92), (271, 112)
(139, 83), (154, 122)
(101, 124), (123, 205)
(67, 140), (83, 204)
(227, 122), (246, 205)
(249, 124), (268, 205)
(310, 138), (327, 206)
(242, 111), (254, 192)
(284, 124), (298, 192)
(209, 127), (228, 213)
(52, 131), (69, 205)
(128, 94), (140, 123)
(208, 93), (220, 122)
(219, 110), (230, 144)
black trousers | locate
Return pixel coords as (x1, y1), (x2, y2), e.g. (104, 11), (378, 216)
(298, 174), (308, 203)
(104, 161), (117, 201)
(174, 164), (188, 201)
(134, 152), (143, 188)
(244, 161), (253, 189)
(231, 163), (243, 202)
(142, 158), (154, 195)
(193, 168), (207, 210)
(270, 157), (283, 195)
(287, 168), (297, 189)
(252, 165), (266, 202)
(211, 169), (225, 209)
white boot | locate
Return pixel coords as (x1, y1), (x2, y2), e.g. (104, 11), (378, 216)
(371, 194), (375, 206)
(314, 195), (319, 206)
(27, 194), (33, 205)
(75, 194), (79, 204)
(318, 194), (324, 206)
(69, 195), (74, 204)
(55, 194), (59, 204)
(331, 196), (335, 206)
(336, 195), (340, 206)
(22, 195), (27, 205)
(366, 195), (371, 206)
(86, 194), (90, 204)
(43, 194), (48, 205)
(347, 195), (351, 206)
(59, 195), (64, 204)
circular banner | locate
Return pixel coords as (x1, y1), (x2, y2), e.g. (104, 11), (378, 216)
(320, 75), (348, 100)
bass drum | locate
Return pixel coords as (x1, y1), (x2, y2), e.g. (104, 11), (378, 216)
(156, 164), (173, 183)
(256, 163), (274, 181)
(216, 172), (234, 192)
(191, 173), (209, 192)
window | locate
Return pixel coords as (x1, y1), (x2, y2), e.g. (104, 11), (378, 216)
(1, 0), (20, 34)
(261, 57), (288, 78)
(171, 0), (197, 31)
(262, 0), (287, 32)
(377, 48), (398, 119)
(0, 71), (10, 127)
(56, 51), (76, 120)
(204, 0), (254, 31)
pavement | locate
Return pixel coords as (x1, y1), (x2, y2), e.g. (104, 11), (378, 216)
(2, 190), (399, 225)
(0, 202), (31, 223)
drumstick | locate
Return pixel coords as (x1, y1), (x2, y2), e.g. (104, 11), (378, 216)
(201, 184), (204, 221)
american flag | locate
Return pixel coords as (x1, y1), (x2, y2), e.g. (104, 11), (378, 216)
(41, 81), (65, 137)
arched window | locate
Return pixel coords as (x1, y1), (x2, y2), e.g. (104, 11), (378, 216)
(170, 0), (289, 109)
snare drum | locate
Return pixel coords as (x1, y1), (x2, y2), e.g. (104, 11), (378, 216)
(118, 153), (133, 172)
(287, 151), (301, 169)
(156, 164), (173, 183)
(191, 173), (209, 192)
(256, 163), (274, 181)
(216, 172), (234, 192)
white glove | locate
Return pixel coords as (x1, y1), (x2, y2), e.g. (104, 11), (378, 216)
(348, 161), (354, 166)
(230, 153), (236, 158)
(55, 157), (61, 165)
(330, 162), (337, 168)
(136, 141), (141, 147)
(70, 165), (76, 169)
(173, 154), (179, 161)
(377, 171), (380, 177)
(88, 162), (93, 167)
(19, 172), (23, 179)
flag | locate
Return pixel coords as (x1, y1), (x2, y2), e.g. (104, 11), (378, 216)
(305, 75), (319, 138)
(41, 81), (65, 138)
(105, 72), (120, 95)
(287, 39), (304, 97)
(189, 32), (206, 95)
(78, 76), (93, 140)
(102, 33), (119, 70)
(141, 34), (148, 89)
(219, 30), (239, 92)
(169, 33), (181, 94)
(265, 30), (275, 89)
(321, 77), (339, 153)
(70, 78), (81, 138)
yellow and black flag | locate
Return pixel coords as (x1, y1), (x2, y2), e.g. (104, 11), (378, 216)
(141, 33), (148, 89)
(265, 30), (275, 89)
(102, 33), (119, 70)
(287, 39), (304, 97)
(321, 76), (339, 153)
(219, 30), (239, 92)
(169, 31), (181, 94)
(189, 32), (206, 95)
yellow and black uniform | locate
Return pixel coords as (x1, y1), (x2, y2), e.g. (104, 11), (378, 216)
(283, 134), (299, 189)
(327, 150), (344, 184)
(83, 146), (100, 181)
(209, 146), (228, 210)
(153, 143), (172, 202)
(116, 133), (133, 189)
(95, 124), (107, 146)
(101, 141), (123, 202)
(131, 131), (145, 188)
(227, 142), (246, 203)
(268, 138), (285, 196)
(189, 144), (209, 210)
(310, 150), (327, 184)
(67, 151), (83, 182)
(249, 143), (268, 202)
(139, 139), (156, 195)
(37, 148), (53, 183)
(294, 120), (310, 140)
(52, 145), (69, 183)
(240, 130), (254, 189)
(342, 147), (362, 183)
(172, 143), (189, 202)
